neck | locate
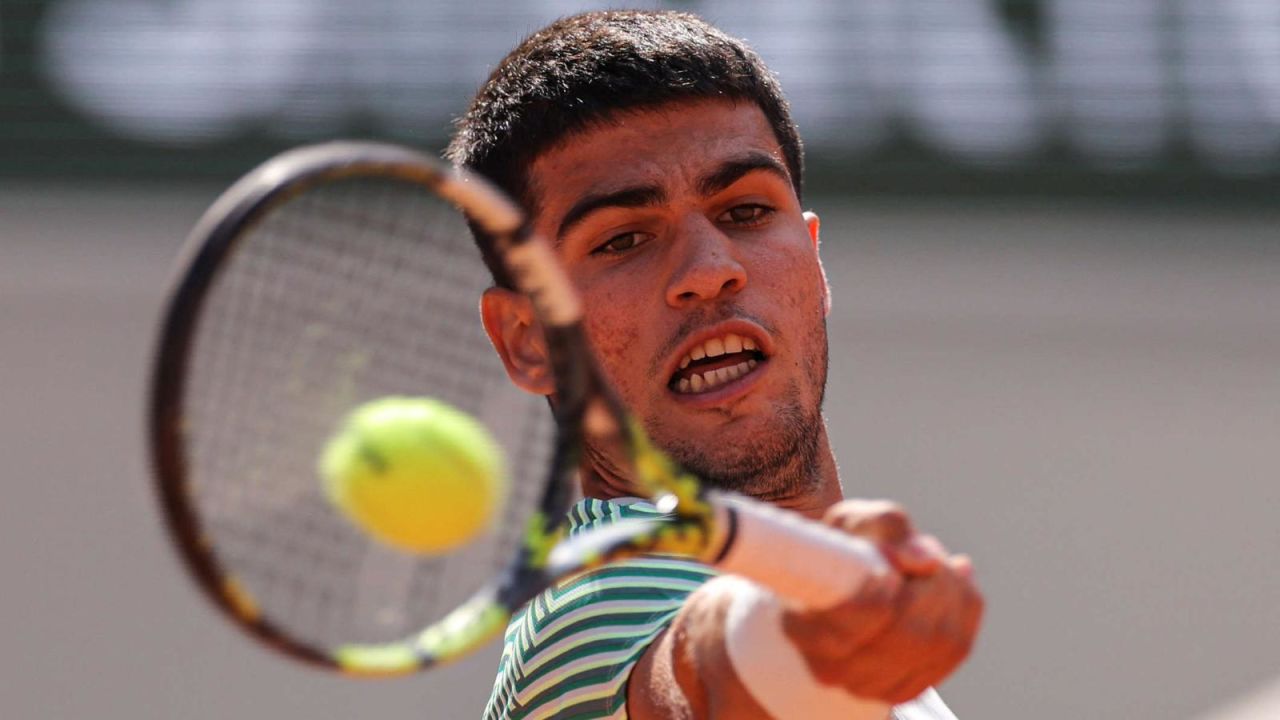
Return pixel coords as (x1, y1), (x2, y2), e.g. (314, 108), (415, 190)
(747, 429), (842, 519)
(581, 429), (843, 521)
(578, 442), (641, 500)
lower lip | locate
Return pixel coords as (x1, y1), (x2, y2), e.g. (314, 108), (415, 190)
(668, 359), (768, 408)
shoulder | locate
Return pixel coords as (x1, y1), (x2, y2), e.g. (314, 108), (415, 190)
(484, 500), (715, 720)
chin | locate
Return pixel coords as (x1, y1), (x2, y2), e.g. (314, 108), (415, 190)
(650, 411), (822, 498)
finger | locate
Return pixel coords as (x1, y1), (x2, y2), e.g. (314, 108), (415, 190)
(804, 558), (985, 702)
(880, 659), (954, 705)
(781, 575), (899, 658)
(957, 573), (985, 642)
(886, 573), (983, 698)
(893, 534), (948, 576)
(806, 646), (915, 701)
(899, 563), (982, 639)
(878, 612), (979, 705)
(822, 499), (913, 545)
(820, 592), (972, 702)
(918, 561), (984, 640)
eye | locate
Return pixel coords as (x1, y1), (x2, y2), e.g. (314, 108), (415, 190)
(591, 231), (652, 255)
(719, 204), (774, 226)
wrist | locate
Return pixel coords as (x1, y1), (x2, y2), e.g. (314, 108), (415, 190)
(722, 576), (893, 720)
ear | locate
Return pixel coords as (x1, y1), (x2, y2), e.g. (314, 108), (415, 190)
(480, 287), (554, 396)
(803, 211), (832, 317)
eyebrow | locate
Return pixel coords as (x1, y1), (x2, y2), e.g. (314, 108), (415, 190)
(557, 185), (665, 241)
(554, 152), (792, 242)
(697, 152), (792, 198)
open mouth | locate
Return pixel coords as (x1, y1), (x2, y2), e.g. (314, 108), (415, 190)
(668, 331), (768, 394)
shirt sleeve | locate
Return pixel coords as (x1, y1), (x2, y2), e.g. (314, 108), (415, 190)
(483, 557), (714, 720)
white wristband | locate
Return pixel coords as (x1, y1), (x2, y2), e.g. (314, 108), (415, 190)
(721, 576), (893, 720)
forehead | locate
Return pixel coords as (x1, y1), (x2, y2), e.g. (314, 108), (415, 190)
(526, 99), (790, 222)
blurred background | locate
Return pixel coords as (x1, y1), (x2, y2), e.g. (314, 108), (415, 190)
(2, 1), (1277, 718)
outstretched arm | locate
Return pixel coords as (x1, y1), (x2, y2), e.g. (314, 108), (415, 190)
(628, 500), (984, 719)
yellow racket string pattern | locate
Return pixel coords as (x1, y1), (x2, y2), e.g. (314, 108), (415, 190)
(332, 595), (511, 675)
(522, 510), (566, 568)
(627, 419), (711, 520)
(534, 418), (719, 564)
(412, 596), (510, 662)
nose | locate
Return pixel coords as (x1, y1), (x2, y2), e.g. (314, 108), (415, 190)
(665, 215), (748, 308)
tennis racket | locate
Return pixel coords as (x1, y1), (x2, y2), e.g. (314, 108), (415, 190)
(149, 141), (890, 676)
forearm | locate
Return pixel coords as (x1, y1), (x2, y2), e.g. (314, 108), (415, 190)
(628, 577), (768, 719)
(627, 499), (981, 719)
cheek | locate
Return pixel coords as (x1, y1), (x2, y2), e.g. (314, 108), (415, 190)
(581, 297), (645, 398)
(758, 243), (826, 316)
(756, 244), (829, 378)
(587, 313), (638, 368)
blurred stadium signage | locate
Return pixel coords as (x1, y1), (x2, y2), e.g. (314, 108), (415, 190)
(5, 0), (1279, 182)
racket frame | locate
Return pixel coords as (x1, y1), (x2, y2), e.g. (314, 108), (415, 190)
(150, 143), (521, 671)
(150, 141), (887, 678)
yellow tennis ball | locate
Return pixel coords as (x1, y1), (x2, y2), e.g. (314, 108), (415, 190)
(318, 396), (506, 554)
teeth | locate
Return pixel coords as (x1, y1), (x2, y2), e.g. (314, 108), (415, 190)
(673, 360), (757, 394)
(675, 333), (762, 372)
(705, 337), (725, 358)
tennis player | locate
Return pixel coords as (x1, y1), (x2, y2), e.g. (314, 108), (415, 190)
(447, 11), (983, 719)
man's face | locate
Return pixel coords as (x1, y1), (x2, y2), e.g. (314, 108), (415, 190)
(521, 99), (831, 497)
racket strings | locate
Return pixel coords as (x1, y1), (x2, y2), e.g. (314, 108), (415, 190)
(184, 174), (551, 648)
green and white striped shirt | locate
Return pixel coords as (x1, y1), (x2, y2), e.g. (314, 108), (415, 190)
(482, 497), (958, 720)
(483, 498), (713, 719)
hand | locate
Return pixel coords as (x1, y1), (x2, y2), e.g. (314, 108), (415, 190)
(781, 499), (984, 705)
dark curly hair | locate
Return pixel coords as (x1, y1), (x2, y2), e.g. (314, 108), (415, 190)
(446, 9), (803, 286)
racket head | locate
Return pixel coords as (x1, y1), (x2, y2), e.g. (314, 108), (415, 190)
(149, 142), (564, 674)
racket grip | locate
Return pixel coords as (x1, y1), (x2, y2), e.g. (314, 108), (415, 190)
(709, 493), (894, 610)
